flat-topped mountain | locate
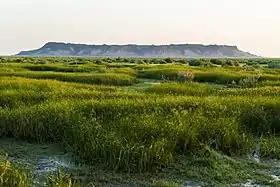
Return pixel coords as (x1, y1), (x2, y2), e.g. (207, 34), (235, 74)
(17, 42), (260, 58)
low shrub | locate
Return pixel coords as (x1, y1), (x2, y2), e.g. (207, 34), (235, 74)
(268, 62), (280, 69)
(176, 71), (195, 82)
(188, 59), (203, 66)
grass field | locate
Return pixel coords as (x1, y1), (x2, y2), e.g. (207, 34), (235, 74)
(1, 57), (280, 186)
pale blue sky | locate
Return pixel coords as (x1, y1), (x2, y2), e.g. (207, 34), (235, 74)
(1, 0), (280, 57)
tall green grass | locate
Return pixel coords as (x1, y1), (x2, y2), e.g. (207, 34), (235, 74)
(1, 96), (280, 171)
(0, 71), (138, 86)
(0, 77), (147, 108)
(138, 66), (280, 84)
(0, 155), (32, 187)
(22, 64), (93, 73)
(144, 82), (215, 96)
(144, 82), (280, 97)
(2, 60), (280, 173)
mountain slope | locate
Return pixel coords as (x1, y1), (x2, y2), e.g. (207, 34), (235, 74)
(17, 42), (260, 58)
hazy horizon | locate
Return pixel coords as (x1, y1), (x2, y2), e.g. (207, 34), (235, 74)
(1, 0), (280, 57)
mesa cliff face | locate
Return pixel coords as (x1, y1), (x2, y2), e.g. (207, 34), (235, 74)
(17, 42), (259, 58)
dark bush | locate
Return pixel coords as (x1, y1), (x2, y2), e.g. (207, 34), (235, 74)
(105, 58), (112, 63)
(177, 59), (187, 64)
(123, 58), (130, 63)
(38, 61), (46, 65)
(268, 62), (280, 69)
(223, 59), (240, 67)
(137, 60), (145, 64)
(188, 59), (203, 66)
(15, 58), (24, 63)
(150, 59), (157, 64)
(77, 58), (84, 62)
(96, 60), (102, 64)
(69, 62), (85, 65)
(246, 61), (259, 66)
(164, 58), (173, 64)
(143, 59), (150, 64)
(210, 59), (224, 65)
(159, 60), (167, 64)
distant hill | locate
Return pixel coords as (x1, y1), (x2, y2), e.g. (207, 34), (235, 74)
(17, 42), (260, 58)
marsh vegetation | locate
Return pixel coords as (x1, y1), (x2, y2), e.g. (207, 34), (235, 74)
(1, 57), (280, 186)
